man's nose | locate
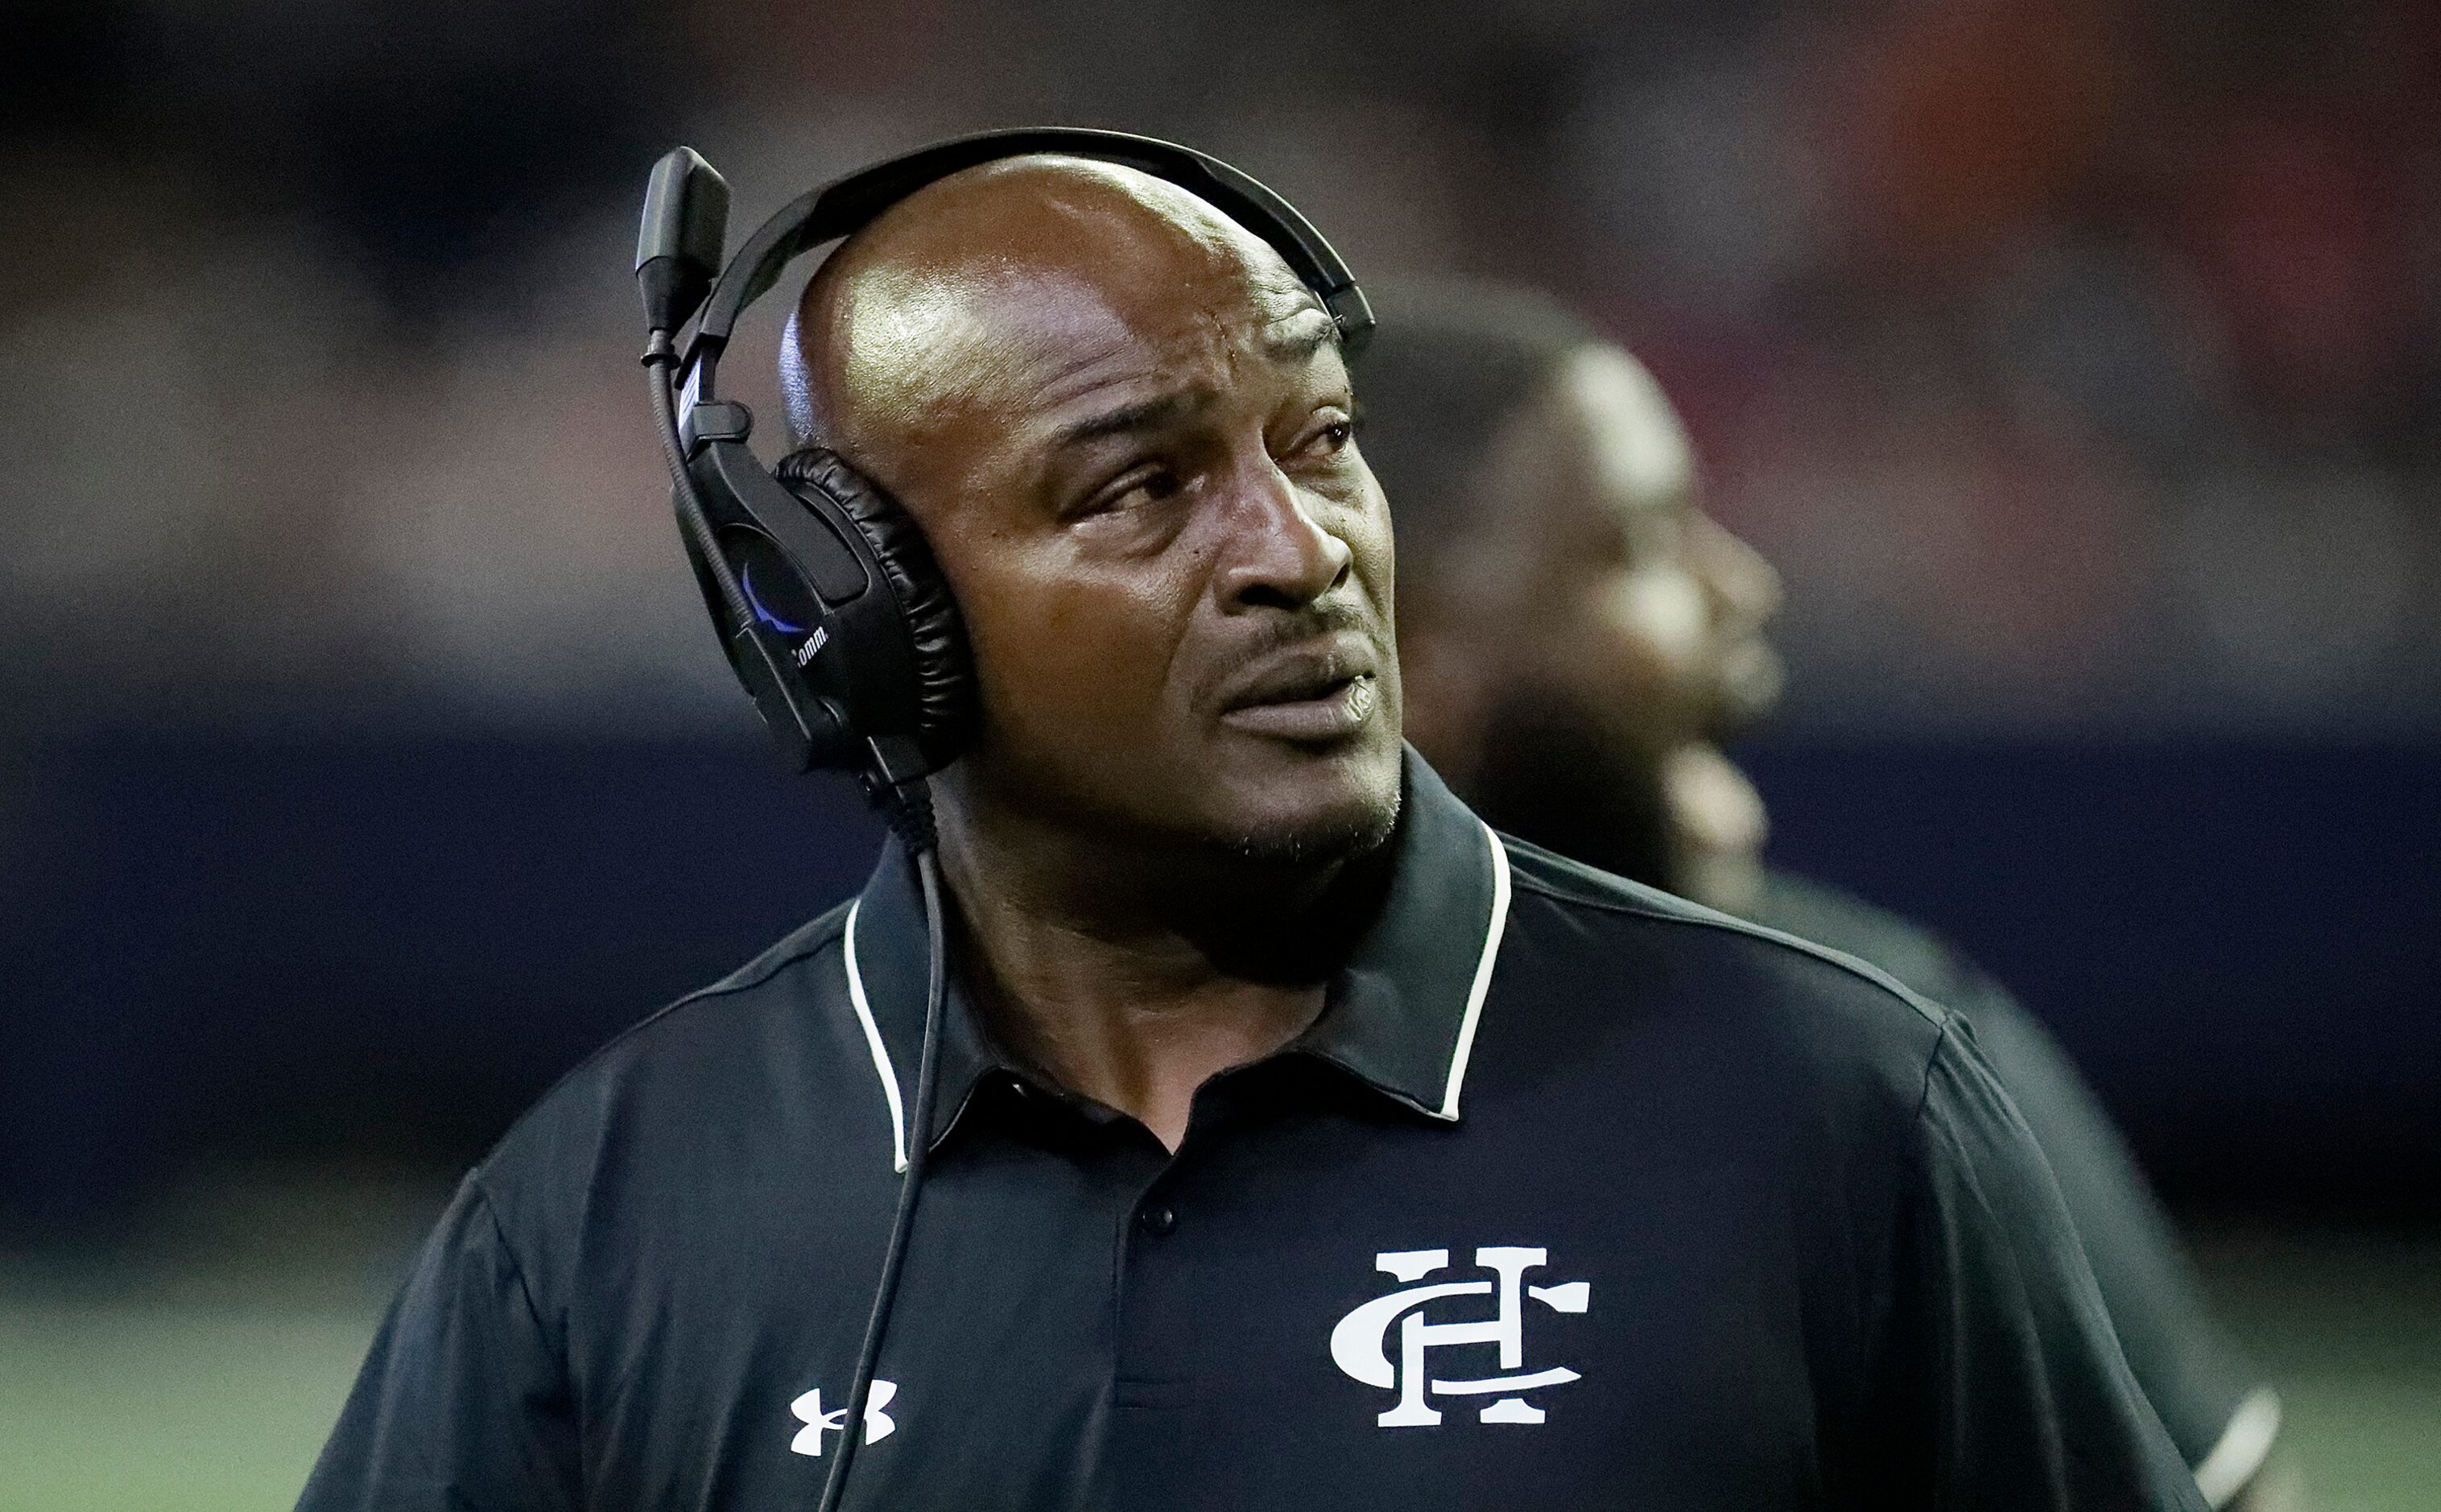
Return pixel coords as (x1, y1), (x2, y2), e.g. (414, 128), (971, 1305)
(1213, 462), (1354, 612)
(1694, 510), (1781, 629)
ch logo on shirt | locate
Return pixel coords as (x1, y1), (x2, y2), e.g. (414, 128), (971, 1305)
(1329, 1247), (1589, 1427)
(787, 1379), (898, 1456)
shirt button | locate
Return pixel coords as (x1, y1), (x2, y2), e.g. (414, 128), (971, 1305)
(1138, 1203), (1177, 1236)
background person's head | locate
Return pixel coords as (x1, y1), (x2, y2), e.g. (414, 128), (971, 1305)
(779, 157), (1404, 882)
(1361, 281), (1782, 908)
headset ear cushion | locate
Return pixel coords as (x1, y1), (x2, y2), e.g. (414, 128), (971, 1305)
(773, 447), (973, 763)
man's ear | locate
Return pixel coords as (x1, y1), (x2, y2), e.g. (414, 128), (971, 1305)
(1394, 600), (1494, 791)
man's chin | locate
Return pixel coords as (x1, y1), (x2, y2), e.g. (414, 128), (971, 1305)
(968, 724), (1404, 874)
(1220, 787), (1401, 870)
(1203, 738), (1405, 870)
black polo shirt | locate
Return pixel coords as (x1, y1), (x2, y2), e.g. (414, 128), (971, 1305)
(300, 758), (2205, 1511)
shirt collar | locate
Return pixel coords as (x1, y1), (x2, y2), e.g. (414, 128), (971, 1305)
(1288, 749), (1512, 1121)
(841, 748), (1513, 1165)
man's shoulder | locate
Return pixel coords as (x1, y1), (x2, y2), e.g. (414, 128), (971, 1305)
(1748, 869), (1990, 1011)
(472, 899), (861, 1196)
(1743, 870), (2059, 1093)
(1493, 833), (1956, 1093)
(562, 896), (856, 1085)
(1502, 835), (1947, 1025)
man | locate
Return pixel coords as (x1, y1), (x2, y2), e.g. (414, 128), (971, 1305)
(1363, 280), (2291, 1510)
(301, 155), (2206, 1510)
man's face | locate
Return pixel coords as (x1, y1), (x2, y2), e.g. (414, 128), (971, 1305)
(1492, 346), (1782, 756)
(808, 172), (1402, 861)
(1411, 343), (1781, 899)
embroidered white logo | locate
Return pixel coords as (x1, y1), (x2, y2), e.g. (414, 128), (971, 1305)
(1328, 1247), (1589, 1427)
(787, 1379), (898, 1456)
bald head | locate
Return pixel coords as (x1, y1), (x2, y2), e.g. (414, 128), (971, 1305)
(779, 155), (1327, 477)
(763, 150), (1401, 871)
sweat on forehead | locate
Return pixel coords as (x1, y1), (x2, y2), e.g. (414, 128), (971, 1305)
(779, 155), (1315, 448)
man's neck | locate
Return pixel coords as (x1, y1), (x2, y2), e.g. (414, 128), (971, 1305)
(931, 789), (1385, 1152)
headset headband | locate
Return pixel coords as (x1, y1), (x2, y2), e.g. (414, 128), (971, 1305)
(673, 127), (1373, 390)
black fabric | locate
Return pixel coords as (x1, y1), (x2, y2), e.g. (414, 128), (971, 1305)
(1748, 871), (2267, 1477)
(774, 446), (974, 763)
(299, 758), (2208, 1512)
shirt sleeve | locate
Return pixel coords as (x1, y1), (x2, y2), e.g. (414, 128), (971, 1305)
(1953, 966), (2270, 1486)
(295, 1174), (583, 1512)
(1752, 873), (2271, 1495)
(1857, 1023), (2211, 1512)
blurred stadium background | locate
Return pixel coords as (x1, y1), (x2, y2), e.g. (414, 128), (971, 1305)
(2, 0), (2435, 1506)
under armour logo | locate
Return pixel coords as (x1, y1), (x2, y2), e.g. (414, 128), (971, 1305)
(788, 1379), (898, 1456)
(1329, 1247), (1589, 1427)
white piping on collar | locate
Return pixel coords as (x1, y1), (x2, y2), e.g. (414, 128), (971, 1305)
(2193, 1386), (2280, 1508)
(1436, 822), (1514, 1120)
(841, 899), (911, 1174)
(846, 823), (1514, 1149)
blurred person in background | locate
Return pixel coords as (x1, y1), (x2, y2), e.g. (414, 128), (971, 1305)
(1363, 281), (2298, 1512)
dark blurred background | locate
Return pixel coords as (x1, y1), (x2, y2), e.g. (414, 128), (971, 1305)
(2, 0), (2435, 1503)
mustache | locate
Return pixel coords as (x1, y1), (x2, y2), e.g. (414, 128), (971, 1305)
(1223, 596), (1382, 660)
(1202, 594), (1390, 718)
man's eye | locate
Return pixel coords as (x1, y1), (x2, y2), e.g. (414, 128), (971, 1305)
(1084, 465), (1182, 516)
(1297, 420), (1355, 458)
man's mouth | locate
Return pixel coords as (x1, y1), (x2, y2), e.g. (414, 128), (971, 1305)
(1216, 642), (1382, 743)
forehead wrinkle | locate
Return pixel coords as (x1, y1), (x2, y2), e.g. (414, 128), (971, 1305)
(832, 262), (1076, 417)
(1258, 305), (1339, 366)
(837, 271), (1275, 459)
(855, 271), (1177, 462)
(1252, 266), (1329, 320)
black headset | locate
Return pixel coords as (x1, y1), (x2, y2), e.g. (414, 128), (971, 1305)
(633, 130), (1371, 1512)
(634, 128), (1375, 830)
